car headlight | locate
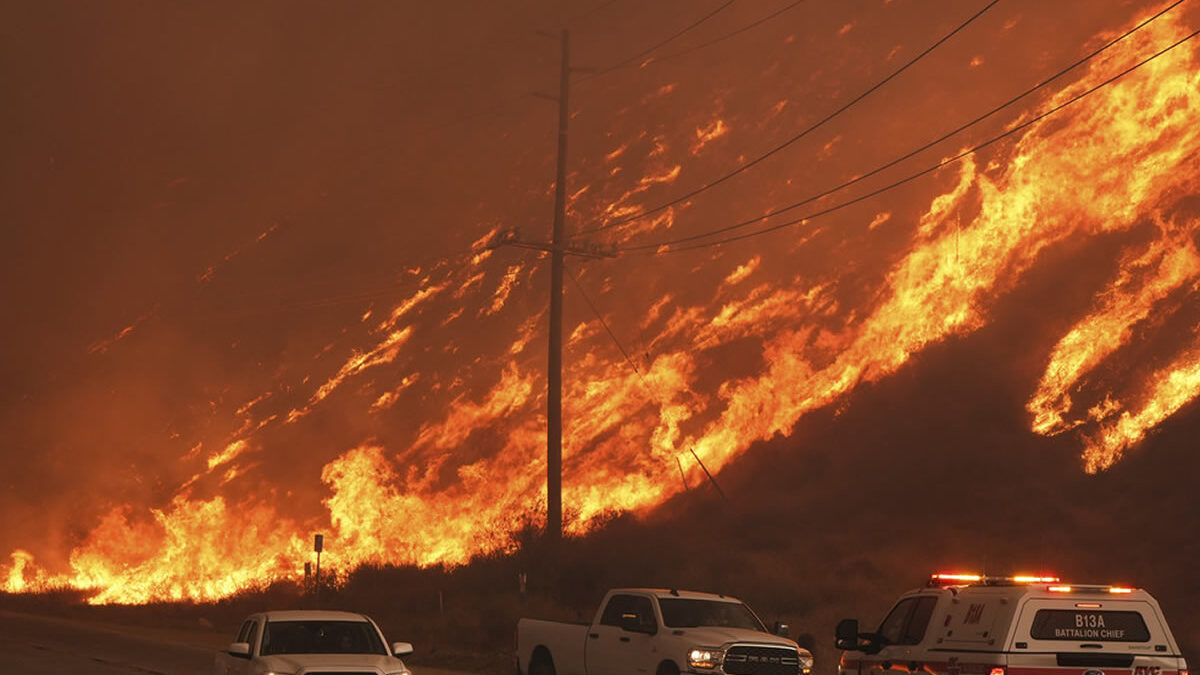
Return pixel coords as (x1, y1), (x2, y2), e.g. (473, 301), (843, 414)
(688, 647), (723, 670)
(801, 655), (814, 675)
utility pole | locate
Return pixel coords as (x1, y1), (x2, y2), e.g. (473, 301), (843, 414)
(484, 30), (614, 545)
(547, 28), (569, 543)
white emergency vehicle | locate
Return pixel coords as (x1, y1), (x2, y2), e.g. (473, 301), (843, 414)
(836, 573), (1188, 675)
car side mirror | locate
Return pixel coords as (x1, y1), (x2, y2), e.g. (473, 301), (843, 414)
(392, 642), (414, 657)
(835, 619), (859, 650)
(619, 613), (657, 636)
(772, 621), (791, 638)
(227, 642), (251, 659)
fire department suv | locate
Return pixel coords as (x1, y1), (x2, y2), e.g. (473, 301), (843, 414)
(836, 574), (1188, 675)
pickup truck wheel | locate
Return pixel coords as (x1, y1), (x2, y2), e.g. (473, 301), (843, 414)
(530, 653), (556, 675)
(657, 661), (680, 675)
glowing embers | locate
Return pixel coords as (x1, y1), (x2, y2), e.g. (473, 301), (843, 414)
(692, 118), (729, 155)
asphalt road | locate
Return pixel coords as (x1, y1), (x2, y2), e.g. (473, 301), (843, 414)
(0, 609), (481, 675)
(0, 609), (219, 674)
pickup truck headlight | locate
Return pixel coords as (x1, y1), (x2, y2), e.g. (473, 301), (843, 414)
(800, 653), (814, 675)
(688, 647), (723, 670)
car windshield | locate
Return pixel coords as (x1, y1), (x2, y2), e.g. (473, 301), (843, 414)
(260, 620), (387, 655)
(658, 598), (765, 630)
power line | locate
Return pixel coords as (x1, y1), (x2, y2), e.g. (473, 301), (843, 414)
(618, 25), (1200, 254)
(572, 0), (808, 88)
(565, 264), (648, 381)
(614, 0), (1187, 251)
(654, 0), (809, 64)
(389, 0), (749, 159)
(582, 0), (740, 79)
(564, 262), (727, 498)
(364, 0), (801, 155)
(575, 0), (1002, 236)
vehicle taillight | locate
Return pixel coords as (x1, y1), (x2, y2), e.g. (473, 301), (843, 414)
(990, 667), (1006, 675)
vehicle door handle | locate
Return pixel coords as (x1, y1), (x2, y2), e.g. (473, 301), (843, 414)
(619, 636), (631, 643)
(589, 633), (599, 639)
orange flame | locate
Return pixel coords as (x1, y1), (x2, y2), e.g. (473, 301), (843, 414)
(3, 8), (1199, 604)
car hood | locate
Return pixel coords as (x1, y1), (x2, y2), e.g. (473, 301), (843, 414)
(672, 627), (808, 653)
(257, 652), (409, 673)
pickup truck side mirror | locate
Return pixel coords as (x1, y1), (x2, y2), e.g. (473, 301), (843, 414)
(835, 619), (859, 650)
(836, 619), (887, 655)
(772, 622), (791, 638)
(392, 642), (414, 657)
(226, 642), (251, 659)
(619, 613), (658, 636)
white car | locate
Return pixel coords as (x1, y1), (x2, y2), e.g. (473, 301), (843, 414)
(213, 609), (414, 675)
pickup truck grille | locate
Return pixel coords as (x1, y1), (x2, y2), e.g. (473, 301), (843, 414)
(722, 645), (800, 675)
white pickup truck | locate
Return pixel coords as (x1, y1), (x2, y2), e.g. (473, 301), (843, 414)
(517, 588), (813, 675)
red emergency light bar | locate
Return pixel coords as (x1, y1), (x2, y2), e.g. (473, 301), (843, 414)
(929, 572), (1059, 587)
(930, 573), (983, 584)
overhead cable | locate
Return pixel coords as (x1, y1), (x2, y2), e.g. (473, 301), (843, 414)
(576, 0), (1002, 236)
(654, 0), (809, 64)
(582, 0), (740, 79)
(617, 26), (1200, 254)
(615, 0), (1187, 251)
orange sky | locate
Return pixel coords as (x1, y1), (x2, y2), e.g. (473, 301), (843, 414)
(2, 0), (1198, 602)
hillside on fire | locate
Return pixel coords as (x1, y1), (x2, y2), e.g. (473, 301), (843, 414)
(2, 0), (1199, 666)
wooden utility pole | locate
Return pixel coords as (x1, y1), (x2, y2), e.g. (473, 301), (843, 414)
(485, 30), (614, 544)
(547, 29), (569, 542)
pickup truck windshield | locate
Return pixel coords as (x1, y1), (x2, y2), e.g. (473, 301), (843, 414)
(260, 620), (387, 655)
(659, 599), (765, 630)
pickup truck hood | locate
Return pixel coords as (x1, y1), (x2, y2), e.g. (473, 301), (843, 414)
(673, 627), (805, 652)
(256, 652), (409, 673)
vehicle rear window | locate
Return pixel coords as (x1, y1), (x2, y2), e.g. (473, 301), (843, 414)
(1029, 610), (1150, 642)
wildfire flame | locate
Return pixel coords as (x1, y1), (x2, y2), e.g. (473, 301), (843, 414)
(4, 5), (1199, 604)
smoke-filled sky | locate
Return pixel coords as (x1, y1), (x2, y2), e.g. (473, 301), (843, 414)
(2, 0), (1199, 602)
